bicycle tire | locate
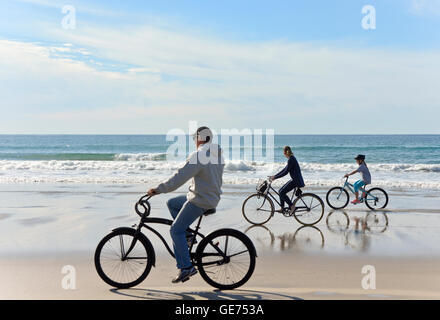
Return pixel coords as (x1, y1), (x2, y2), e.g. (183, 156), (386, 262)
(94, 228), (154, 289)
(365, 187), (389, 210)
(292, 193), (325, 226)
(242, 193), (274, 225)
(196, 228), (256, 290)
(326, 187), (350, 209)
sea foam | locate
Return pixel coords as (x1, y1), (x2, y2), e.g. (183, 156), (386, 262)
(0, 159), (439, 190)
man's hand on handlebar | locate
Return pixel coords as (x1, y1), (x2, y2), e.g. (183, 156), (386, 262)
(268, 176), (275, 182)
(147, 188), (158, 196)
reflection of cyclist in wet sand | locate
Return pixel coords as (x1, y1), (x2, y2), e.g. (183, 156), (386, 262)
(244, 225), (324, 251)
(345, 216), (371, 251)
(353, 217), (370, 233)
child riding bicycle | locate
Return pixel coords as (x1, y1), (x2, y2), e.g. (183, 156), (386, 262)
(344, 154), (371, 205)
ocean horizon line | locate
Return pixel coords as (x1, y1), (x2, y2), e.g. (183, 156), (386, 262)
(1, 133), (440, 136)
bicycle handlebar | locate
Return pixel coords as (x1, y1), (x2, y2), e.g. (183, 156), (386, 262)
(139, 194), (153, 202)
(135, 194), (153, 217)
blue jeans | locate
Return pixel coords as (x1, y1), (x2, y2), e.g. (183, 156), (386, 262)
(166, 195), (205, 270)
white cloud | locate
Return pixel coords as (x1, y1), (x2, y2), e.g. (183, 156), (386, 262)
(1, 21), (440, 134)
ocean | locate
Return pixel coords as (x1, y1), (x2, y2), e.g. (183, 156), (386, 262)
(0, 134), (439, 190)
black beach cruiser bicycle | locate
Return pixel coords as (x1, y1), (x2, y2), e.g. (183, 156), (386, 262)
(94, 195), (257, 290)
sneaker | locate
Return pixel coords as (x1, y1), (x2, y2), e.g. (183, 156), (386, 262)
(172, 266), (198, 283)
(351, 199), (361, 205)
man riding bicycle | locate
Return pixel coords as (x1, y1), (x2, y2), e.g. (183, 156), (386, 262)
(147, 126), (224, 283)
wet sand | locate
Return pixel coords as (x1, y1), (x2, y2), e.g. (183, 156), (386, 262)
(2, 251), (439, 300)
(1, 183), (440, 299)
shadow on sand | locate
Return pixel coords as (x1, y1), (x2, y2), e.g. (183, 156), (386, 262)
(110, 288), (302, 300)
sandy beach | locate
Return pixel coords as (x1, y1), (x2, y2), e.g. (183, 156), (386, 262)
(3, 0), (440, 304)
(1, 182), (440, 300)
(2, 251), (440, 300)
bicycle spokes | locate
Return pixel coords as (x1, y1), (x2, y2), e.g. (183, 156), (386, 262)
(199, 234), (252, 286)
(364, 188), (389, 210)
(99, 233), (149, 285)
(242, 194), (274, 225)
(292, 194), (324, 226)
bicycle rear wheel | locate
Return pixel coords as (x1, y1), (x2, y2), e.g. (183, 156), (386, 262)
(292, 193), (325, 226)
(326, 187), (349, 209)
(242, 193), (274, 225)
(196, 229), (256, 290)
(94, 228), (154, 289)
(365, 188), (388, 210)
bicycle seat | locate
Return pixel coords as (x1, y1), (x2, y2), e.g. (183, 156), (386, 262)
(203, 208), (216, 216)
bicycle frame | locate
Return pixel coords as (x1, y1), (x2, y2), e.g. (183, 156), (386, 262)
(259, 181), (309, 213)
(123, 199), (229, 267)
(341, 178), (377, 201)
(265, 185), (293, 208)
(137, 216), (208, 259)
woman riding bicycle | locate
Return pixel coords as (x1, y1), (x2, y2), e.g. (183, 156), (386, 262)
(270, 146), (305, 213)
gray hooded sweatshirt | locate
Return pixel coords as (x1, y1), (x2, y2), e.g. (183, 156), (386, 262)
(156, 143), (224, 209)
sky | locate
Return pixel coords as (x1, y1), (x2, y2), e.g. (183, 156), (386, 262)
(0, 0), (439, 134)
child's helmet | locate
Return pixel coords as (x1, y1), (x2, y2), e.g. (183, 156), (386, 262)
(354, 154), (366, 161)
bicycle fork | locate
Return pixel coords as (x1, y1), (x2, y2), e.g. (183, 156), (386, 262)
(121, 223), (143, 260)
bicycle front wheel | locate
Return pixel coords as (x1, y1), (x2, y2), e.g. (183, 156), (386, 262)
(94, 228), (154, 289)
(242, 193), (274, 225)
(196, 228), (256, 290)
(326, 187), (349, 209)
(365, 188), (388, 210)
(292, 193), (325, 226)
